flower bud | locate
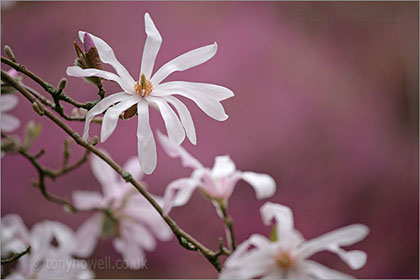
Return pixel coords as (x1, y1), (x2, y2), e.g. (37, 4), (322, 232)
(4, 45), (16, 62)
(58, 78), (67, 90)
(23, 121), (42, 150)
(73, 34), (103, 87)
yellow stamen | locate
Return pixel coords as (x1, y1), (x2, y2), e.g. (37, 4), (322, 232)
(134, 74), (153, 96)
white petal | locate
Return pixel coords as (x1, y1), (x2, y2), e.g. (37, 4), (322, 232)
(140, 13), (162, 79)
(90, 151), (120, 197)
(164, 96), (196, 145)
(127, 205), (172, 241)
(153, 86), (228, 121)
(78, 31), (135, 86)
(146, 96), (185, 145)
(82, 92), (129, 139)
(155, 81), (234, 101)
(302, 260), (354, 279)
(298, 224), (369, 269)
(157, 130), (203, 169)
(1, 94), (18, 111)
(124, 222), (156, 251)
(151, 42), (218, 84)
(30, 221), (75, 256)
(72, 190), (105, 210)
(113, 237), (146, 269)
(66, 66), (134, 94)
(73, 214), (101, 258)
(162, 177), (198, 214)
(101, 96), (140, 142)
(1, 114), (20, 132)
(123, 156), (144, 182)
(211, 155), (236, 178)
(241, 172), (276, 200)
(137, 99), (157, 174)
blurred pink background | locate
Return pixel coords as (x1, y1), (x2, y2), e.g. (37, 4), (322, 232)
(1, 1), (418, 278)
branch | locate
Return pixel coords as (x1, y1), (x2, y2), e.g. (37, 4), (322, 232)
(1, 247), (31, 265)
(218, 201), (237, 251)
(1, 69), (226, 271)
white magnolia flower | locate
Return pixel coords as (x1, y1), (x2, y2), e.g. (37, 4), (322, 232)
(72, 151), (172, 269)
(1, 93), (20, 132)
(66, 13), (234, 174)
(158, 131), (276, 214)
(220, 202), (369, 279)
(1, 215), (93, 279)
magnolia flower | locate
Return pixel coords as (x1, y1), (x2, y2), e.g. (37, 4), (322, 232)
(220, 202), (369, 279)
(72, 152), (172, 269)
(1, 215), (93, 279)
(1, 94), (20, 132)
(158, 131), (276, 214)
(66, 13), (234, 174)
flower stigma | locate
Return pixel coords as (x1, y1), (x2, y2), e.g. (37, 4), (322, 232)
(135, 74), (153, 96)
(276, 251), (293, 271)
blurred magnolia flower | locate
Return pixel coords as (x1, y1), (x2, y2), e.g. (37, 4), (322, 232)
(1, 215), (93, 279)
(220, 202), (369, 279)
(158, 131), (276, 214)
(1, 93), (20, 133)
(72, 152), (172, 269)
(66, 12), (234, 174)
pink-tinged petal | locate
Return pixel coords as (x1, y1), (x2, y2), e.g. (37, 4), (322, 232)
(82, 92), (129, 140)
(137, 99), (157, 174)
(78, 31), (135, 86)
(157, 130), (203, 169)
(113, 236), (146, 269)
(90, 151), (121, 197)
(122, 156), (144, 182)
(153, 85), (228, 121)
(162, 177), (198, 214)
(1, 114), (20, 132)
(151, 42), (217, 84)
(298, 224), (369, 270)
(83, 33), (95, 52)
(0, 94), (18, 111)
(164, 96), (196, 145)
(211, 156), (236, 178)
(241, 172), (276, 200)
(124, 222), (156, 251)
(130, 208), (172, 241)
(101, 95), (140, 142)
(302, 260), (354, 279)
(1, 214), (30, 257)
(222, 171), (243, 199)
(72, 190), (105, 210)
(140, 13), (162, 79)
(146, 96), (185, 145)
(155, 81), (234, 101)
(73, 214), (101, 258)
(66, 66), (133, 94)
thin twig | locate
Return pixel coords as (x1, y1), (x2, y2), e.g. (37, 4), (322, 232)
(1, 69), (227, 271)
(1, 247), (31, 265)
(219, 202), (237, 250)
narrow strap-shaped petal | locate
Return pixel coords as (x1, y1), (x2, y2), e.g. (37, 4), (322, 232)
(73, 214), (102, 258)
(82, 92), (129, 139)
(122, 156), (144, 182)
(162, 177), (199, 214)
(1, 114), (20, 132)
(113, 234), (146, 269)
(157, 130), (203, 169)
(151, 42), (217, 85)
(137, 99), (157, 174)
(101, 96), (140, 142)
(124, 222), (156, 251)
(302, 260), (354, 279)
(79, 31), (135, 87)
(0, 94), (18, 111)
(146, 96), (185, 145)
(72, 190), (105, 210)
(66, 66), (134, 94)
(164, 95), (196, 145)
(90, 150), (120, 197)
(153, 87), (228, 121)
(211, 155), (236, 178)
(140, 13), (162, 79)
(241, 172), (276, 200)
(297, 224), (369, 269)
(156, 81), (234, 101)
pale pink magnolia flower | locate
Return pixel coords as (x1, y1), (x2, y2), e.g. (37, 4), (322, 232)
(72, 152), (172, 269)
(66, 13), (234, 174)
(1, 94), (20, 133)
(158, 131), (276, 214)
(220, 202), (369, 279)
(1, 215), (93, 279)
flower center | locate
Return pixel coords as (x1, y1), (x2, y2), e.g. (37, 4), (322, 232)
(276, 252), (293, 271)
(135, 74), (153, 96)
